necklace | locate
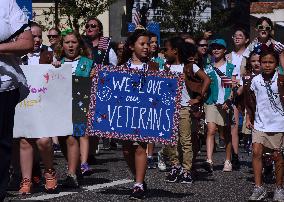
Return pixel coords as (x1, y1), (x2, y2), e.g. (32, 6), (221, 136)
(262, 73), (284, 116)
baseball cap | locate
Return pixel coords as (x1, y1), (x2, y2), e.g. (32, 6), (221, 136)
(210, 39), (227, 49)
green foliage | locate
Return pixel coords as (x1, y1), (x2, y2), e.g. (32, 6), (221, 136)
(42, 0), (116, 30)
(153, 0), (210, 36)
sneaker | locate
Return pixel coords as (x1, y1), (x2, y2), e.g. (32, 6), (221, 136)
(44, 169), (58, 192)
(204, 160), (214, 174)
(223, 160), (232, 172)
(81, 163), (93, 176)
(273, 187), (284, 202)
(180, 171), (193, 184)
(218, 138), (225, 149)
(147, 157), (156, 169)
(165, 166), (181, 183)
(63, 173), (79, 188)
(19, 178), (32, 195)
(129, 185), (146, 200)
(248, 185), (267, 201)
(53, 144), (61, 153)
(157, 151), (167, 172)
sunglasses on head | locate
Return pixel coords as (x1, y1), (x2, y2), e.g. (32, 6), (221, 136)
(198, 43), (208, 47)
(47, 35), (58, 39)
(257, 25), (271, 31)
(85, 24), (97, 29)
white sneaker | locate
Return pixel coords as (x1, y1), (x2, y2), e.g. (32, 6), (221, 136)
(273, 187), (284, 202)
(223, 160), (232, 172)
(157, 151), (167, 171)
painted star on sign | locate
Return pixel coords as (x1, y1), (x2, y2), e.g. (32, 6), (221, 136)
(159, 132), (164, 137)
(103, 72), (108, 77)
(97, 117), (102, 123)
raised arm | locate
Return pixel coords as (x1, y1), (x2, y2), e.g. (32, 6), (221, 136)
(0, 30), (33, 56)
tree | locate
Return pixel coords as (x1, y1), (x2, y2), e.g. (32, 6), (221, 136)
(43, 0), (117, 31)
(153, 0), (210, 36)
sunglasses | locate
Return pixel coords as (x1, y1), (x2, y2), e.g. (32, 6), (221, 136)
(85, 24), (98, 29)
(257, 25), (271, 31)
(198, 44), (208, 47)
(47, 35), (58, 39)
(211, 45), (224, 50)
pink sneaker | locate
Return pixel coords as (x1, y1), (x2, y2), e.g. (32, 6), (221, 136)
(223, 160), (232, 172)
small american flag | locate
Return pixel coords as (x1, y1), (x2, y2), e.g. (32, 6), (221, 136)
(132, 8), (141, 26)
(213, 66), (233, 88)
(98, 37), (110, 51)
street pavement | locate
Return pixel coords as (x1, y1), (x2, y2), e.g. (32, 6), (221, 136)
(5, 144), (278, 202)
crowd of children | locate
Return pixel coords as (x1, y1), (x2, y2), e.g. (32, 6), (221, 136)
(0, 4), (284, 201)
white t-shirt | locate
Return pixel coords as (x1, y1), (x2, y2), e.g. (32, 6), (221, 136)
(250, 73), (284, 132)
(169, 64), (200, 107)
(0, 0), (29, 92)
(231, 51), (244, 80)
(109, 48), (118, 66)
(215, 62), (237, 104)
(64, 60), (79, 75)
(27, 51), (40, 65)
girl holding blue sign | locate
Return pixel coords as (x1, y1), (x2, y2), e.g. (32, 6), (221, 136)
(119, 28), (159, 200)
(53, 29), (95, 188)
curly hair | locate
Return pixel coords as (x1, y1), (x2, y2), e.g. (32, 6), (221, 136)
(54, 30), (92, 60)
(118, 29), (150, 65)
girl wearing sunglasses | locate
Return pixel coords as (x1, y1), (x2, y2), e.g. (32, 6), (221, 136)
(246, 17), (284, 63)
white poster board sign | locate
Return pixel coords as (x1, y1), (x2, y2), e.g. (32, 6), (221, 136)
(14, 64), (72, 138)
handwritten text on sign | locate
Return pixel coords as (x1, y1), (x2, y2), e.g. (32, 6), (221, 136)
(88, 67), (183, 144)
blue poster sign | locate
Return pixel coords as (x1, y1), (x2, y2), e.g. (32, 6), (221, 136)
(16, 0), (33, 20)
(128, 22), (161, 45)
(87, 66), (183, 145)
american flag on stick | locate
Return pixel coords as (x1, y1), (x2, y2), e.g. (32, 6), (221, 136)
(132, 7), (141, 26)
(98, 37), (110, 51)
(213, 66), (233, 88)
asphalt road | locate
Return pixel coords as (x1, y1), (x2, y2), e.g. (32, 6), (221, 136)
(5, 144), (278, 202)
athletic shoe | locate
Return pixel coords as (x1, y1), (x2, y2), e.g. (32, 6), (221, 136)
(179, 171), (193, 184)
(129, 185), (146, 200)
(63, 174), (79, 188)
(223, 160), (232, 172)
(165, 166), (181, 183)
(248, 186), (267, 201)
(204, 160), (214, 174)
(218, 138), (225, 149)
(157, 151), (167, 172)
(273, 187), (284, 202)
(44, 169), (58, 192)
(53, 143), (61, 153)
(81, 163), (93, 176)
(147, 157), (156, 169)
(19, 178), (32, 195)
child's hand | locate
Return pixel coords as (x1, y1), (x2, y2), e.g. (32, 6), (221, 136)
(222, 103), (229, 110)
(188, 98), (199, 106)
(52, 61), (61, 68)
(246, 120), (254, 129)
(90, 68), (97, 78)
